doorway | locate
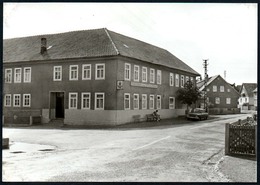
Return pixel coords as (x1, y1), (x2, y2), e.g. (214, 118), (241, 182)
(55, 92), (64, 118)
(50, 92), (64, 119)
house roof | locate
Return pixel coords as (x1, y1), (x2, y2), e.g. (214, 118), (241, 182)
(197, 75), (239, 95)
(3, 28), (200, 75)
(253, 88), (257, 93)
(240, 83), (258, 97)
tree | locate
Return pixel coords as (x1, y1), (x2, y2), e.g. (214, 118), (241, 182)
(176, 80), (201, 112)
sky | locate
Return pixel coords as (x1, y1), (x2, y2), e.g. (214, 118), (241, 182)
(3, 3), (258, 85)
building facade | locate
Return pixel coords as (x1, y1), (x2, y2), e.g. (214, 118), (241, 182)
(238, 83), (257, 111)
(197, 75), (240, 114)
(3, 28), (200, 125)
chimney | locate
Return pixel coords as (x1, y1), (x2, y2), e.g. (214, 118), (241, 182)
(40, 38), (47, 54)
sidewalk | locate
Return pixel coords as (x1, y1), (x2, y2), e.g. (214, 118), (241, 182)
(218, 154), (257, 182)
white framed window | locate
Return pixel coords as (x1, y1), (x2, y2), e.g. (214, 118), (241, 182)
(82, 64), (91, 80)
(70, 65), (78, 80)
(125, 63), (131, 81)
(95, 93), (105, 110)
(227, 88), (230, 92)
(5, 68), (12, 83)
(156, 95), (161, 109)
(124, 93), (131, 110)
(213, 85), (217, 92)
(150, 68), (155, 83)
(24, 67), (31, 83)
(13, 94), (21, 107)
(169, 73), (174, 86)
(169, 97), (175, 109)
(175, 74), (179, 87)
(142, 94), (147, 109)
(149, 94), (154, 109)
(142, 67), (147, 82)
(133, 94), (139, 110)
(81, 93), (91, 109)
(23, 94), (31, 107)
(53, 66), (62, 81)
(157, 70), (161, 84)
(226, 98), (231, 104)
(181, 75), (184, 87)
(134, 65), (139, 82)
(4, 94), (11, 107)
(14, 68), (22, 83)
(186, 76), (189, 83)
(220, 86), (225, 92)
(69, 93), (78, 109)
(95, 64), (105, 80)
(215, 97), (220, 104)
(190, 77), (194, 84)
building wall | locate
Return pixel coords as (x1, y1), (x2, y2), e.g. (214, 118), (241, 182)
(3, 55), (198, 125)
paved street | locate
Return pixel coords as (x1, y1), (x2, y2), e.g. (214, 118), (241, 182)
(2, 114), (256, 182)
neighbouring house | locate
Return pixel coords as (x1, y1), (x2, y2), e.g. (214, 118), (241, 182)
(196, 75), (240, 115)
(3, 28), (200, 126)
(238, 83), (257, 111)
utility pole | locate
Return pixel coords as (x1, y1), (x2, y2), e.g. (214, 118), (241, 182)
(203, 59), (209, 110)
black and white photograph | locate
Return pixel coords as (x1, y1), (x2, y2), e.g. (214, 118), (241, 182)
(2, 2), (257, 182)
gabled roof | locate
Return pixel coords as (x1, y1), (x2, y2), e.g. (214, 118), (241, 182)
(240, 83), (258, 97)
(253, 88), (257, 93)
(197, 75), (219, 91)
(3, 28), (200, 75)
(197, 75), (239, 95)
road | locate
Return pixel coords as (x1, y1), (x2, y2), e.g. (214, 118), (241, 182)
(2, 114), (251, 182)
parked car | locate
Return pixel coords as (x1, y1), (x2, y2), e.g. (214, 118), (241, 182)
(186, 108), (208, 121)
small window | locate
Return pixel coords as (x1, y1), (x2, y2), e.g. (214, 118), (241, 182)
(157, 95), (161, 109)
(134, 65), (139, 82)
(157, 70), (161, 84)
(125, 63), (131, 81)
(142, 94), (147, 109)
(70, 65), (78, 80)
(13, 94), (21, 107)
(175, 74), (179, 87)
(23, 94), (31, 107)
(169, 73), (174, 86)
(227, 88), (230, 92)
(95, 93), (105, 110)
(181, 75), (184, 87)
(213, 85), (217, 92)
(82, 64), (91, 80)
(24, 67), (31, 83)
(150, 68), (155, 83)
(169, 97), (175, 109)
(133, 94), (139, 110)
(81, 93), (91, 109)
(220, 86), (225, 92)
(124, 93), (131, 110)
(14, 68), (22, 83)
(149, 95), (154, 109)
(207, 88), (210, 92)
(226, 98), (231, 104)
(190, 77), (194, 84)
(5, 69), (12, 83)
(142, 67), (147, 82)
(4, 94), (11, 107)
(53, 66), (62, 81)
(215, 97), (220, 104)
(186, 76), (189, 83)
(69, 93), (78, 109)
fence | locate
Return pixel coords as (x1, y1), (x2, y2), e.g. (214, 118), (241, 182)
(225, 117), (257, 156)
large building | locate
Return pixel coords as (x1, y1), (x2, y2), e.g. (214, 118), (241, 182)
(3, 28), (200, 126)
(197, 75), (240, 114)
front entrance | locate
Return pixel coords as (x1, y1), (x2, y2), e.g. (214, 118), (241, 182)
(50, 92), (64, 119)
(55, 92), (64, 118)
